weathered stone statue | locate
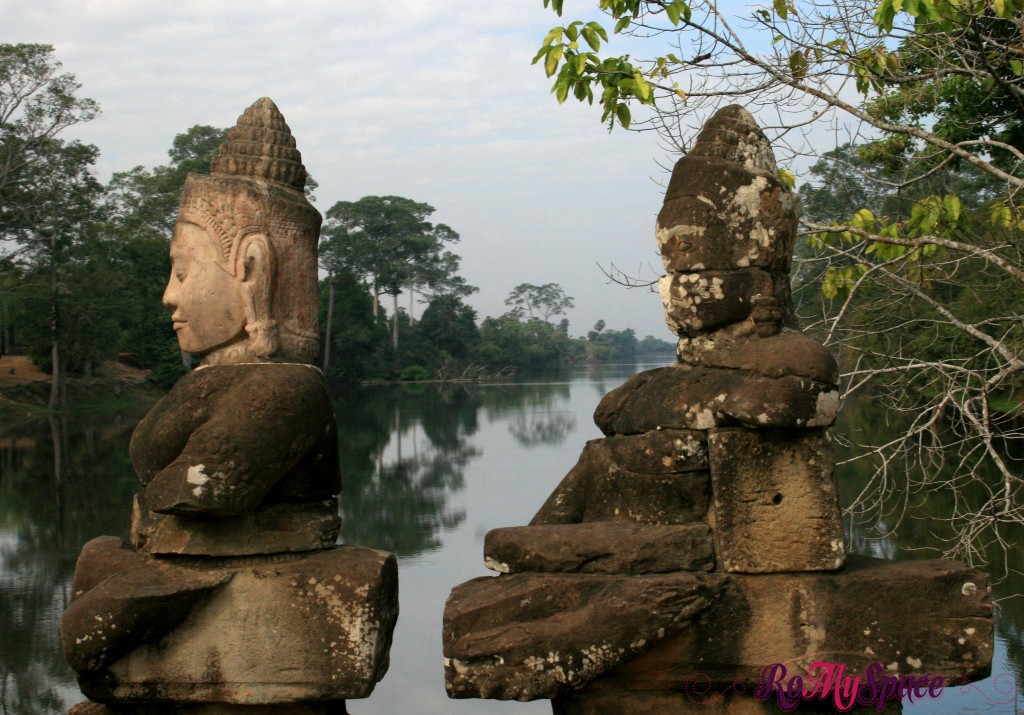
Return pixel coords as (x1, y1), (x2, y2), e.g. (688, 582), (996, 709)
(443, 106), (992, 714)
(61, 99), (398, 715)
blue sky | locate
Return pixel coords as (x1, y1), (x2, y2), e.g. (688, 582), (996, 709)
(3, 0), (760, 342)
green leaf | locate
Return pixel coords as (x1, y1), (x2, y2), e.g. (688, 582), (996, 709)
(774, 0), (789, 18)
(873, 0), (896, 31)
(542, 26), (564, 47)
(545, 45), (564, 77)
(614, 16), (631, 32)
(616, 102), (632, 129)
(789, 50), (808, 80)
(634, 74), (651, 101)
(991, 204), (1012, 227)
(994, 0), (1007, 16)
(943, 194), (961, 222)
(666, 1), (681, 24)
(582, 27), (602, 51)
(555, 77), (570, 104)
(1012, 60), (1024, 75)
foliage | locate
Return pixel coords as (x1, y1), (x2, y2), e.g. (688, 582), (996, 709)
(318, 269), (392, 385)
(504, 282), (575, 322)
(104, 125), (226, 240)
(477, 312), (583, 373)
(419, 294), (481, 363)
(319, 195), (476, 350)
(585, 322), (638, 362)
(637, 334), (676, 356)
(0, 43), (99, 237)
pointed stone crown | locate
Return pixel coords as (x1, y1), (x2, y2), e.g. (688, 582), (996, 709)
(210, 97), (308, 192)
(688, 105), (778, 175)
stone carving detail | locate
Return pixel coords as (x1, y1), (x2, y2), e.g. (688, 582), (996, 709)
(443, 106), (992, 713)
(61, 99), (398, 715)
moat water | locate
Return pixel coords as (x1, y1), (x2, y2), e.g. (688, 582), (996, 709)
(1, 362), (1021, 714)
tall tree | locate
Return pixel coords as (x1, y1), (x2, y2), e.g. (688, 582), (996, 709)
(0, 44), (101, 407)
(504, 282), (575, 323)
(319, 195), (469, 351)
(104, 125), (227, 240)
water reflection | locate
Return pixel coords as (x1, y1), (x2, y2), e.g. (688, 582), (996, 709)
(1, 409), (142, 714)
(335, 384), (479, 557)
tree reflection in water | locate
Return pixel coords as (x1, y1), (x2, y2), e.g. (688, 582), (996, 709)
(335, 384), (480, 557)
(1, 408), (141, 714)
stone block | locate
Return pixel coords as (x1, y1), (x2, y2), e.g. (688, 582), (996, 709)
(443, 572), (722, 701)
(586, 555), (992, 691)
(708, 428), (844, 573)
(130, 494), (340, 556)
(62, 537), (232, 673)
(601, 429), (708, 474)
(659, 270), (772, 336)
(594, 366), (839, 435)
(70, 704), (349, 715)
(530, 438), (710, 526)
(656, 162), (798, 274)
(484, 523), (714, 574)
(677, 330), (838, 386)
(75, 545), (398, 704)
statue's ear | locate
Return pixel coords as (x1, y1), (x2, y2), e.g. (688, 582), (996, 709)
(237, 233), (278, 357)
(239, 232), (274, 290)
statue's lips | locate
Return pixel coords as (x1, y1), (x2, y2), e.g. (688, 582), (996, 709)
(172, 321), (186, 331)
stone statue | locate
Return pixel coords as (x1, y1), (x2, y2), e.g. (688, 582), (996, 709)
(443, 106), (992, 714)
(61, 99), (397, 714)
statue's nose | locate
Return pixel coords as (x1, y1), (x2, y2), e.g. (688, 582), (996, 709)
(162, 277), (179, 309)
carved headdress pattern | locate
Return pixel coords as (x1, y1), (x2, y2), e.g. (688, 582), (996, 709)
(211, 97), (308, 191)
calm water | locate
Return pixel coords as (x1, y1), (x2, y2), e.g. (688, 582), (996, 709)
(1, 362), (1022, 714)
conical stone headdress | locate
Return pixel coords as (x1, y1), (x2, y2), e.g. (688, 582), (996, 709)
(211, 97), (308, 192)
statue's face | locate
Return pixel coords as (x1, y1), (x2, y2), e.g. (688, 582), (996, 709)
(163, 221), (247, 356)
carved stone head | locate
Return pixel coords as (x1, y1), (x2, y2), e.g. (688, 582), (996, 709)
(656, 105), (800, 343)
(164, 98), (321, 365)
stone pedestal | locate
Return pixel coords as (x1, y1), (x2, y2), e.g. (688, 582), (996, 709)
(65, 538), (398, 705)
(442, 104), (993, 714)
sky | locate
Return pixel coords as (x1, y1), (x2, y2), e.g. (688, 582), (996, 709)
(5, 0), (741, 341)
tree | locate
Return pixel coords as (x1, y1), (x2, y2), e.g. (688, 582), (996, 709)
(504, 282), (575, 323)
(0, 44), (99, 230)
(532, 0), (1024, 562)
(419, 294), (481, 369)
(319, 195), (471, 352)
(0, 44), (101, 407)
